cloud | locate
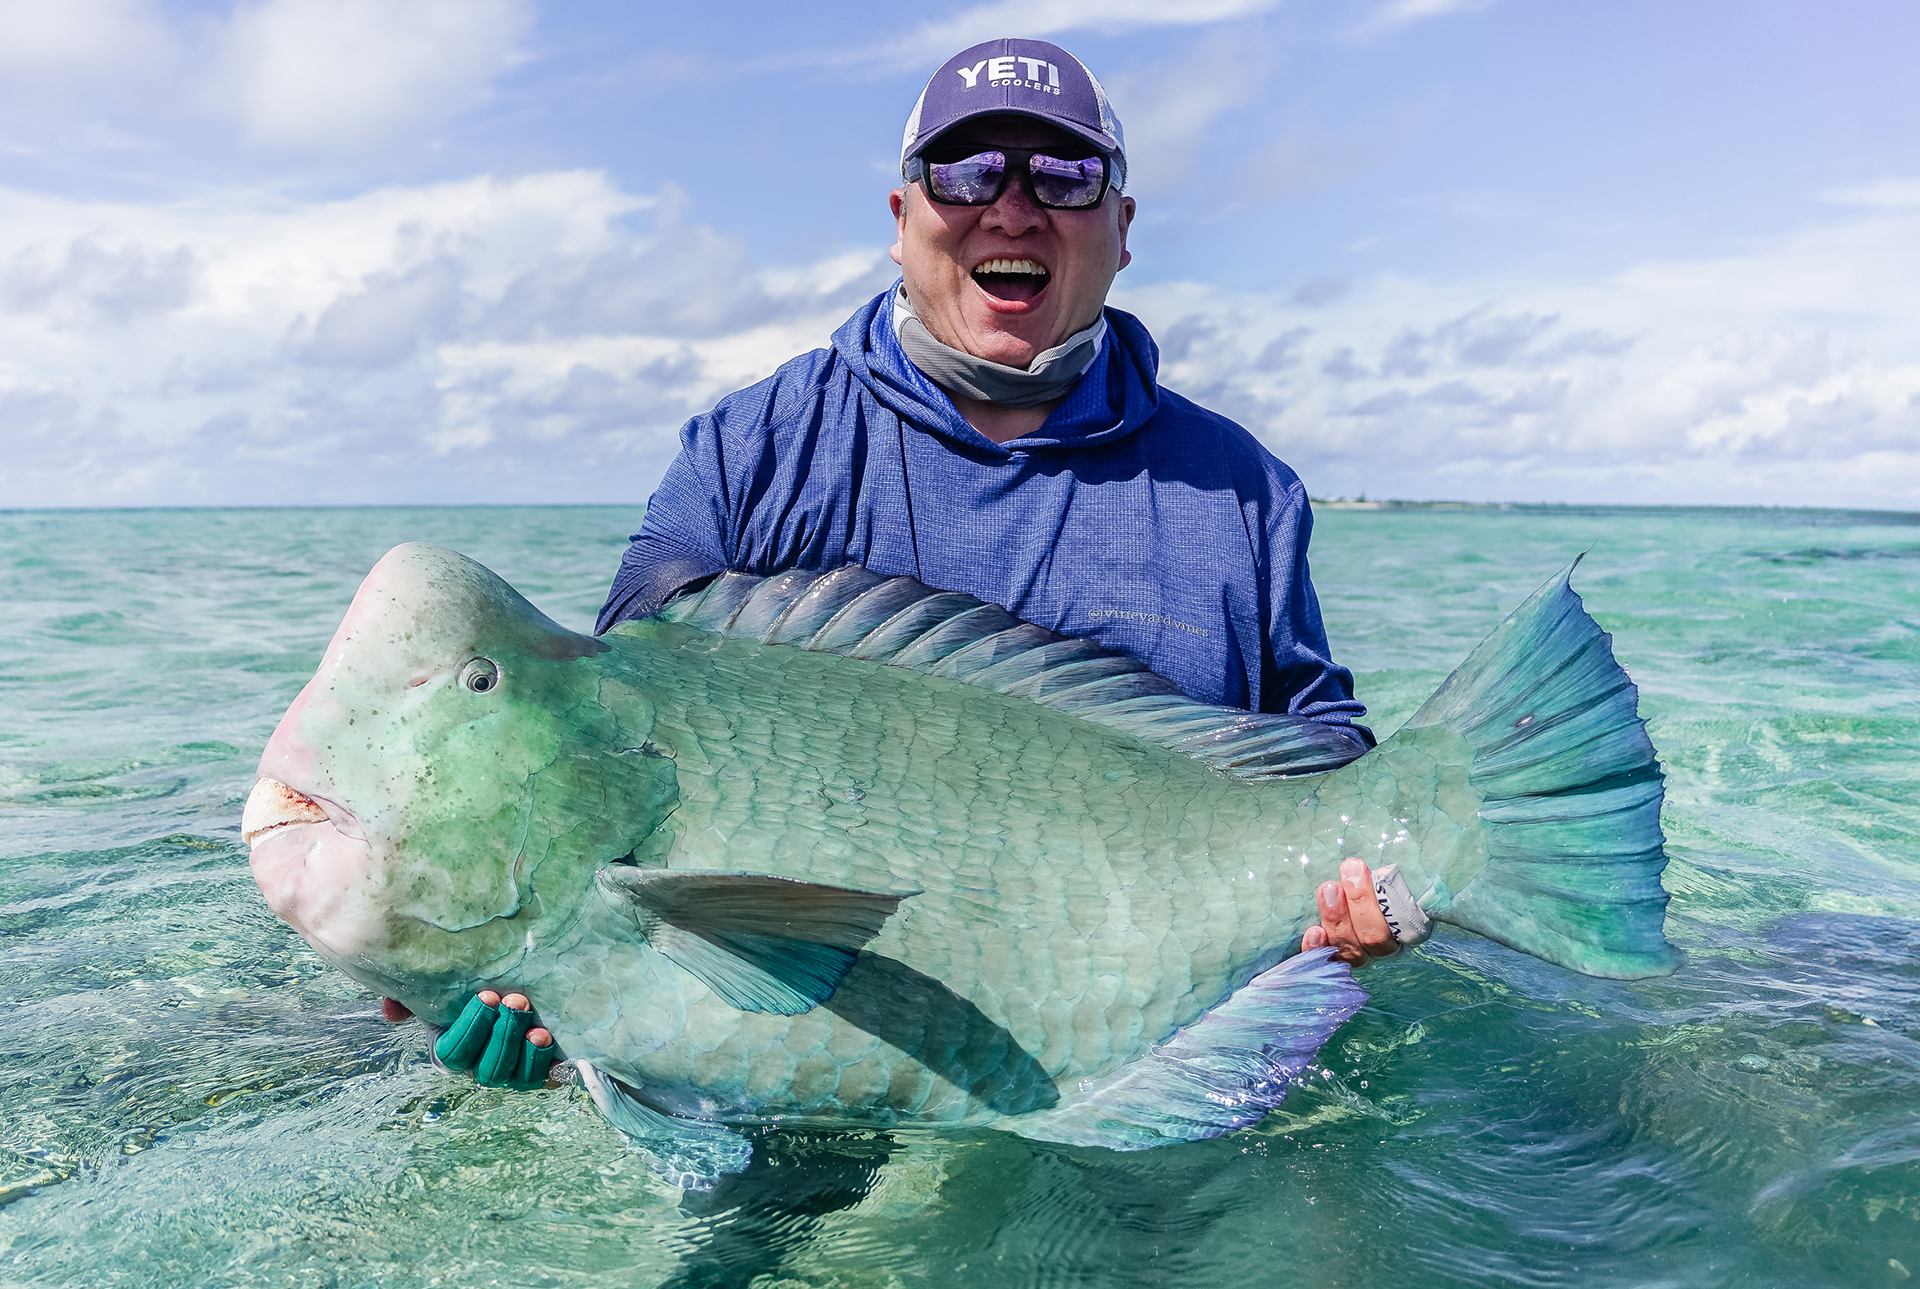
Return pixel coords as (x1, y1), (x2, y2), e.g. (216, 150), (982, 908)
(1820, 178), (1920, 211)
(3, 167), (1919, 511)
(0, 0), (531, 160)
(1101, 30), (1268, 197)
(1346, 0), (1499, 42)
(0, 172), (894, 507)
(213, 0), (534, 152)
(1114, 189), (1920, 508)
(0, 0), (181, 82)
(874, 0), (1282, 66)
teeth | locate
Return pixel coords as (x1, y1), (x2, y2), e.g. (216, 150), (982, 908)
(243, 777), (328, 845)
(972, 258), (1047, 276)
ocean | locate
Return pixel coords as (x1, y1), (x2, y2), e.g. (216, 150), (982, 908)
(2, 503), (1917, 1288)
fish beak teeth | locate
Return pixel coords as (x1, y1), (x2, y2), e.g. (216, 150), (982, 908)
(243, 777), (329, 845)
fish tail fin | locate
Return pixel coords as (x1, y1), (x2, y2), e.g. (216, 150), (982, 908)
(1392, 557), (1681, 980)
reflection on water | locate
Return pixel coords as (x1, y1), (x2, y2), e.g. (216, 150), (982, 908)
(1, 504), (1916, 1287)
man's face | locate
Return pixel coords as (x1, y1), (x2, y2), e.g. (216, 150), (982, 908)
(890, 115), (1135, 369)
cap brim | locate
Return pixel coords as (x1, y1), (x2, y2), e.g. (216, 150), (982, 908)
(906, 108), (1120, 165)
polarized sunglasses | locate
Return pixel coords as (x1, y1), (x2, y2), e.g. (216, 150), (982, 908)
(905, 146), (1112, 211)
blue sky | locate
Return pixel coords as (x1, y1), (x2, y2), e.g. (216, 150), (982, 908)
(3, 0), (1918, 509)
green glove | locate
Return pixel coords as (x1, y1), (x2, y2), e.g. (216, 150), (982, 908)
(433, 993), (556, 1091)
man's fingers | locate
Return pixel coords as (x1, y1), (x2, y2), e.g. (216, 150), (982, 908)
(1317, 878), (1367, 965)
(502, 993), (530, 1011)
(477, 990), (502, 1008)
(1340, 858), (1398, 958)
(1302, 924), (1329, 953)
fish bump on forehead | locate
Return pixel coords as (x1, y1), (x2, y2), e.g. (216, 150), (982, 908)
(333, 543), (606, 678)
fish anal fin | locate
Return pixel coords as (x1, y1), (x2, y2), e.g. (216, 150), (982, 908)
(575, 1059), (751, 1191)
(1006, 948), (1364, 1150)
(597, 868), (915, 1015)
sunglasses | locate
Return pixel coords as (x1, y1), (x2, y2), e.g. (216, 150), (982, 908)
(905, 147), (1113, 211)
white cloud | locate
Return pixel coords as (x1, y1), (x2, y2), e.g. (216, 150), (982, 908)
(1820, 178), (1920, 211)
(1102, 31), (1267, 197)
(0, 0), (531, 159)
(0, 172), (894, 507)
(213, 0), (533, 152)
(1112, 194), (1920, 508)
(1347, 0), (1498, 42)
(2, 168), (1918, 511)
(877, 0), (1281, 66)
(0, 0), (180, 79)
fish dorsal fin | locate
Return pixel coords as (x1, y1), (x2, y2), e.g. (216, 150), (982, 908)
(656, 567), (1365, 780)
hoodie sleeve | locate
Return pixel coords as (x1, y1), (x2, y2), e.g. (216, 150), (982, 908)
(595, 409), (743, 633)
(1263, 479), (1374, 746)
(595, 350), (842, 633)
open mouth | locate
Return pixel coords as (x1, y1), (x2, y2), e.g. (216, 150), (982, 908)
(971, 257), (1049, 304)
(242, 777), (330, 844)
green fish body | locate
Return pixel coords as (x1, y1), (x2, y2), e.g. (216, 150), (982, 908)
(246, 546), (1678, 1186)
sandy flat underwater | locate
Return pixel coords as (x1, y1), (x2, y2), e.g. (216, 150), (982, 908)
(1, 503), (1917, 1289)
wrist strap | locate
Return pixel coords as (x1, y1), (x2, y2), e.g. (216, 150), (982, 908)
(1372, 864), (1433, 946)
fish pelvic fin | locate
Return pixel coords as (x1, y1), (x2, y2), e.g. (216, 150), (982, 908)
(1005, 948), (1364, 1150)
(1397, 558), (1682, 980)
(597, 868), (915, 1014)
(575, 1059), (751, 1191)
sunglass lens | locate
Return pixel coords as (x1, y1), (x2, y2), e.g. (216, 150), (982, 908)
(928, 151), (1008, 204)
(1029, 154), (1105, 208)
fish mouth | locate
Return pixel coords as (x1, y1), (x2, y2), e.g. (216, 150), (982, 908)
(246, 775), (382, 965)
(243, 777), (364, 844)
(971, 256), (1049, 305)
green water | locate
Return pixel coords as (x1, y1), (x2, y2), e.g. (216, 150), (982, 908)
(2, 504), (1917, 1288)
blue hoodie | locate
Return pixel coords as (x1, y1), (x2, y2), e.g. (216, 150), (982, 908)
(598, 286), (1370, 742)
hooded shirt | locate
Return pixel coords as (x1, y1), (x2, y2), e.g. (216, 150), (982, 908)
(597, 285), (1369, 741)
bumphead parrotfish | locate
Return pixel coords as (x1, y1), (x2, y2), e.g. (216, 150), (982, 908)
(245, 545), (1678, 1188)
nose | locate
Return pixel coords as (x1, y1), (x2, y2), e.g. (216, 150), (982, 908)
(979, 167), (1048, 237)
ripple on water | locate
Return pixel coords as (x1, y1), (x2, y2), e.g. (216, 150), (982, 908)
(1, 504), (1917, 1287)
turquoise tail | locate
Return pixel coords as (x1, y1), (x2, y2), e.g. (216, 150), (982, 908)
(1401, 558), (1681, 979)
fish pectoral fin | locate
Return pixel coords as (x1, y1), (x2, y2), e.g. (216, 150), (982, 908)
(575, 1059), (751, 1191)
(597, 868), (915, 1015)
(1006, 948), (1366, 1151)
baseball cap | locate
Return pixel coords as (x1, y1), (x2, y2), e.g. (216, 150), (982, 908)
(900, 39), (1127, 191)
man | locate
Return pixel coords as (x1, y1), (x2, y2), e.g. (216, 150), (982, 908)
(391, 38), (1403, 1071)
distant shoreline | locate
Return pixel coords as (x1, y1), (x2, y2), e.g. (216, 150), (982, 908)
(2, 500), (1916, 522)
(1306, 498), (1920, 520)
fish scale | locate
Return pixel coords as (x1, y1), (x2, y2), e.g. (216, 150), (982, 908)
(574, 630), (1358, 1112)
(247, 545), (1679, 1187)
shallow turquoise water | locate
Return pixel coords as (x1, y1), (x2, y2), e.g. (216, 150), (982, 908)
(2, 504), (1917, 1288)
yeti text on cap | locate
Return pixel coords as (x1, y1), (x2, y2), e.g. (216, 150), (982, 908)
(954, 55), (1063, 95)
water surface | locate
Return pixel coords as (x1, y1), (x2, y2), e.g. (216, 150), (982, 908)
(2, 504), (1916, 1287)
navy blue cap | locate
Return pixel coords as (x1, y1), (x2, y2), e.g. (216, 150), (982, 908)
(901, 39), (1127, 190)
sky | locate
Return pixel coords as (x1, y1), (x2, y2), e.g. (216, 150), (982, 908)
(3, 0), (1918, 510)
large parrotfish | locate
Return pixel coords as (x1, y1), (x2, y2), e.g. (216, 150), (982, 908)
(245, 544), (1678, 1187)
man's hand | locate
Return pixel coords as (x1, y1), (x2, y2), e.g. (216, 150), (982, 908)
(382, 989), (557, 1089)
(1301, 857), (1400, 967)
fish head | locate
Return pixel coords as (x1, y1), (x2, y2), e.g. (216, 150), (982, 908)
(246, 543), (677, 1022)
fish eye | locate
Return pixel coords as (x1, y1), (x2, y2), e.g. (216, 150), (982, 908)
(460, 658), (500, 694)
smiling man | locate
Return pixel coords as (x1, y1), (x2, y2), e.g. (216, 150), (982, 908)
(597, 37), (1400, 964)
(389, 39), (1406, 1063)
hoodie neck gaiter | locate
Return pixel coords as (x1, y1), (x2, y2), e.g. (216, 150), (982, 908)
(892, 286), (1106, 409)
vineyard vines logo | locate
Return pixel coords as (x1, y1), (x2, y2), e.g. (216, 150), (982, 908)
(1089, 607), (1209, 638)
(955, 56), (1064, 95)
